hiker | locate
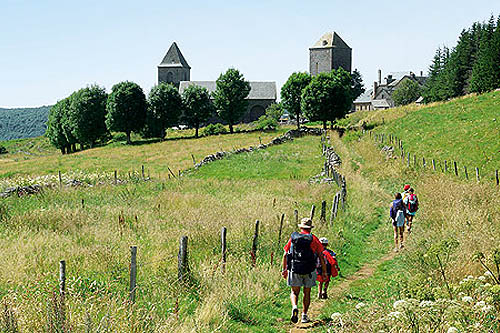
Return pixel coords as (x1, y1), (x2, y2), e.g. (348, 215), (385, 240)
(402, 184), (411, 225)
(282, 218), (327, 324)
(390, 193), (406, 252)
(403, 188), (419, 233)
(316, 237), (340, 299)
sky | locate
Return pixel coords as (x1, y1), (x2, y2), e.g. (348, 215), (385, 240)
(1, 0), (499, 108)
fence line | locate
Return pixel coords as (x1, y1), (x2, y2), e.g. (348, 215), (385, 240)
(369, 131), (498, 186)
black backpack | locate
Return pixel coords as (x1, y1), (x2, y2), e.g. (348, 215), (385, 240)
(287, 232), (316, 275)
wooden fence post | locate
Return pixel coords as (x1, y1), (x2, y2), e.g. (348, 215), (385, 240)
(251, 220), (260, 267)
(221, 227), (227, 271)
(191, 154), (196, 165)
(129, 246), (137, 302)
(114, 170), (117, 185)
(432, 159), (436, 171)
(310, 204), (316, 220)
(329, 195), (336, 224)
(454, 161), (458, 176)
(178, 236), (189, 282)
(407, 153), (410, 167)
(58, 171), (62, 188)
(277, 214), (285, 248)
(444, 160), (448, 173)
(496, 170), (499, 186)
(294, 209), (298, 225)
(320, 200), (326, 223)
(413, 154), (417, 167)
(81, 199), (84, 209)
(59, 260), (66, 297)
(141, 165), (145, 179)
(464, 166), (469, 180)
(422, 157), (426, 167)
(475, 168), (480, 182)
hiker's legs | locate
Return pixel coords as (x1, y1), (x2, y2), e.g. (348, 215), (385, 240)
(290, 286), (300, 308)
(407, 215), (413, 231)
(318, 282), (323, 298)
(303, 287), (311, 314)
(323, 280), (330, 297)
(398, 226), (404, 247)
(393, 225), (399, 248)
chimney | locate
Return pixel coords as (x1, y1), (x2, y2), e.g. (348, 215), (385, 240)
(378, 69), (382, 84)
(373, 81), (378, 99)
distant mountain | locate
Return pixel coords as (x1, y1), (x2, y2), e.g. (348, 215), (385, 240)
(0, 106), (51, 141)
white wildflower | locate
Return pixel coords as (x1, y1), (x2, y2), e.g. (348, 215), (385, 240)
(330, 312), (342, 320)
(474, 301), (485, 308)
(461, 296), (473, 303)
(393, 300), (407, 310)
(388, 311), (402, 319)
(478, 275), (486, 281)
(447, 327), (459, 333)
(419, 300), (434, 307)
(484, 283), (491, 288)
(481, 305), (493, 313)
(467, 275), (474, 280)
(484, 271), (493, 277)
(355, 302), (366, 310)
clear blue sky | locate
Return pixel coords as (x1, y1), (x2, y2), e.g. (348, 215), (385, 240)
(1, 0), (499, 108)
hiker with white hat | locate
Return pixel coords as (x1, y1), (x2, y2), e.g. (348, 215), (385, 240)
(282, 217), (327, 324)
(316, 237), (340, 299)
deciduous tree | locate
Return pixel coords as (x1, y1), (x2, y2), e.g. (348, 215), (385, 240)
(105, 81), (147, 144)
(281, 72), (311, 129)
(392, 79), (422, 106)
(181, 85), (214, 138)
(213, 68), (251, 133)
(142, 83), (183, 139)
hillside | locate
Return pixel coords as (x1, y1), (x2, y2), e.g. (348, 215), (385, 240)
(0, 105), (51, 140)
(0, 93), (498, 332)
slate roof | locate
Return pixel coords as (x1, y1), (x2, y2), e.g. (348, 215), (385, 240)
(311, 32), (351, 49)
(371, 99), (390, 108)
(178, 81), (277, 100)
(354, 89), (373, 103)
(158, 42), (191, 69)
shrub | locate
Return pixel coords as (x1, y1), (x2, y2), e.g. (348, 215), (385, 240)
(0, 145), (7, 154)
(201, 123), (228, 137)
(254, 115), (278, 131)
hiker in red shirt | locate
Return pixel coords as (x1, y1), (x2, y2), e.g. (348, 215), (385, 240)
(282, 218), (327, 324)
(316, 237), (340, 299)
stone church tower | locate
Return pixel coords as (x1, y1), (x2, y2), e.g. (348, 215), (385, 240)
(309, 32), (352, 75)
(158, 42), (190, 87)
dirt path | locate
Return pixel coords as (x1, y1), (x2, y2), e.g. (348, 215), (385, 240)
(287, 251), (396, 332)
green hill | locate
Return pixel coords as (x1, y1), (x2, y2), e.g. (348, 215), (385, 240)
(0, 105), (51, 141)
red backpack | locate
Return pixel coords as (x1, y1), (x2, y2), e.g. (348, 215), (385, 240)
(407, 194), (419, 213)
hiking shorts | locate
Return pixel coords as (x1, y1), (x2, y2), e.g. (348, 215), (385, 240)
(287, 271), (317, 288)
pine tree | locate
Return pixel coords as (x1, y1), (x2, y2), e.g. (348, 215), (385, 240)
(470, 16), (499, 93)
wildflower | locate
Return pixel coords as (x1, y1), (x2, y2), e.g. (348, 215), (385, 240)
(478, 275), (486, 281)
(330, 312), (342, 320)
(447, 328), (459, 333)
(355, 302), (366, 309)
(388, 311), (402, 319)
(419, 300), (434, 307)
(474, 301), (485, 308)
(393, 300), (407, 310)
(461, 296), (473, 303)
(481, 305), (493, 313)
(484, 271), (493, 277)
(484, 283), (491, 288)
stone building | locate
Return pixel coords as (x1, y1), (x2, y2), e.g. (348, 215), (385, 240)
(310, 32), (352, 75)
(353, 70), (427, 111)
(158, 42), (276, 123)
(157, 42), (190, 87)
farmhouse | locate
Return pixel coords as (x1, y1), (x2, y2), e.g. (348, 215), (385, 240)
(353, 70), (427, 111)
(158, 42), (276, 123)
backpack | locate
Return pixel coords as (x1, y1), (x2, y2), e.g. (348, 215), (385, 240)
(317, 249), (338, 277)
(390, 199), (405, 220)
(287, 232), (316, 275)
(407, 194), (419, 213)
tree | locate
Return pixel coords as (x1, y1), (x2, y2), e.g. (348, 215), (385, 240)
(60, 94), (79, 153)
(212, 68), (251, 133)
(350, 69), (365, 101)
(281, 72), (311, 129)
(392, 79), (422, 106)
(105, 81), (147, 144)
(46, 98), (70, 154)
(69, 85), (108, 148)
(142, 83), (183, 139)
(181, 85), (214, 138)
(301, 69), (352, 130)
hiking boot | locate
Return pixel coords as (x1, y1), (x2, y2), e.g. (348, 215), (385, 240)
(399, 243), (404, 249)
(322, 292), (328, 299)
(301, 313), (311, 323)
(394, 247), (399, 253)
(291, 307), (299, 323)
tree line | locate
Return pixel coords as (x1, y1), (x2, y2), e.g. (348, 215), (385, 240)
(280, 68), (364, 130)
(423, 15), (500, 102)
(46, 68), (251, 154)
